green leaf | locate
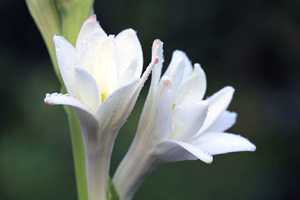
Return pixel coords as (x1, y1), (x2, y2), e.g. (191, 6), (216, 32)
(108, 177), (120, 200)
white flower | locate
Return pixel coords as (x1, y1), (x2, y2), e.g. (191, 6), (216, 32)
(44, 15), (158, 200)
(113, 39), (256, 200)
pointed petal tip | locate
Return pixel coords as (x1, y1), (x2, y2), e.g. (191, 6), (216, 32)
(154, 39), (163, 44)
(151, 39), (164, 62)
(87, 14), (97, 21)
(161, 76), (171, 85)
(200, 100), (209, 108)
(205, 158), (213, 164)
(52, 34), (64, 43)
(194, 63), (202, 69)
(44, 93), (63, 106)
(44, 97), (53, 106)
(248, 142), (257, 152)
(152, 39), (163, 50)
(125, 28), (137, 35)
(224, 86), (235, 94)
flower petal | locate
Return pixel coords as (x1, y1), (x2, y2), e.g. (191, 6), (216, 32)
(74, 65), (101, 113)
(116, 57), (139, 88)
(139, 40), (164, 126)
(76, 14), (107, 56)
(198, 86), (234, 134)
(171, 101), (209, 142)
(53, 35), (78, 98)
(168, 50), (193, 82)
(163, 56), (185, 101)
(92, 35), (118, 96)
(192, 132), (256, 155)
(115, 29), (143, 79)
(95, 51), (159, 130)
(44, 93), (95, 119)
(79, 28), (108, 72)
(150, 39), (164, 91)
(151, 77), (173, 142)
(175, 63), (206, 108)
(95, 78), (140, 128)
(205, 110), (237, 132)
(156, 140), (213, 164)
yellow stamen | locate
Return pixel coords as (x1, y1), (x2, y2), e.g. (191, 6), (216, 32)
(101, 92), (106, 102)
(172, 103), (176, 111)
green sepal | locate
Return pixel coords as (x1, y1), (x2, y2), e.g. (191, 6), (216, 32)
(108, 177), (120, 200)
(56, 0), (94, 46)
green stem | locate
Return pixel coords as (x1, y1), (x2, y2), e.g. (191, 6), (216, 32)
(65, 105), (89, 200)
(56, 1), (94, 199)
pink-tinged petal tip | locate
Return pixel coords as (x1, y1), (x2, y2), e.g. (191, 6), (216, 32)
(152, 39), (163, 48)
(161, 76), (171, 85)
(153, 39), (162, 44)
(87, 14), (97, 21)
(44, 93), (54, 105)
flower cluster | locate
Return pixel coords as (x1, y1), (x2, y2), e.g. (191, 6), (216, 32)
(113, 40), (256, 200)
(44, 15), (255, 200)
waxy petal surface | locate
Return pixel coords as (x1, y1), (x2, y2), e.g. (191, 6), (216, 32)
(206, 110), (237, 132)
(44, 93), (96, 121)
(96, 78), (140, 127)
(115, 29), (143, 79)
(151, 77), (173, 142)
(117, 57), (139, 88)
(171, 101), (208, 142)
(53, 35), (78, 98)
(76, 14), (107, 56)
(156, 140), (213, 164)
(74, 65), (101, 114)
(198, 86), (234, 134)
(92, 36), (118, 96)
(192, 132), (256, 155)
(175, 64), (206, 108)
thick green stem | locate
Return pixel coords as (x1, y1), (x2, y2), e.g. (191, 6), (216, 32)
(65, 105), (89, 200)
(57, 1), (94, 199)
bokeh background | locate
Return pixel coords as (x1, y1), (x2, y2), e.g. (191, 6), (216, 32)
(1, 0), (300, 199)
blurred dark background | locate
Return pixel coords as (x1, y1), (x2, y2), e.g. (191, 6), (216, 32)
(1, 0), (300, 199)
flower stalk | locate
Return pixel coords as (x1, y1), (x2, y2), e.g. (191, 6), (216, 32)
(27, 1), (94, 200)
(57, 1), (94, 199)
(65, 105), (89, 200)
(25, 0), (63, 84)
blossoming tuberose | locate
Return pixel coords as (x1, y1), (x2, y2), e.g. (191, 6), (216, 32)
(113, 39), (256, 200)
(44, 15), (159, 200)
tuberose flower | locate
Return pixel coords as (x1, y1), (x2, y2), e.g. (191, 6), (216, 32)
(44, 15), (158, 200)
(113, 39), (256, 200)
